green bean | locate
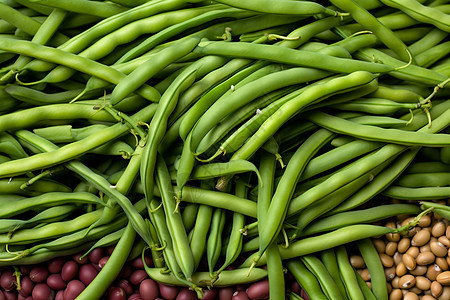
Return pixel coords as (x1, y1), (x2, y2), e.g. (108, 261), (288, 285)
(206, 208), (226, 276)
(76, 222), (136, 300)
(194, 41), (394, 74)
(143, 266), (268, 288)
(181, 203), (198, 233)
(357, 238), (388, 300)
(395, 172), (450, 188)
(0, 132), (30, 160)
(253, 129), (335, 267)
(307, 111), (450, 147)
(383, 186), (450, 200)
(81, 227), (125, 258)
(368, 84), (426, 103)
(336, 246), (364, 300)
(189, 203), (213, 271)
(406, 161), (450, 173)
(330, 0), (411, 62)
(0, 208), (103, 244)
(29, 0), (127, 18)
(156, 157), (195, 282)
(301, 254), (345, 300)
(287, 260), (328, 300)
(320, 249), (349, 300)
(408, 27), (448, 56)
(0, 204), (76, 234)
(415, 40), (450, 67)
(214, 0), (339, 17)
(330, 97), (426, 115)
(381, 0), (450, 32)
(0, 191), (106, 219)
(0, 104), (156, 178)
(111, 37), (200, 106)
(140, 67), (196, 208)
(329, 147), (421, 214)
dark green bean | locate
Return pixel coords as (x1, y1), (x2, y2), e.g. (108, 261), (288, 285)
(287, 260), (328, 300)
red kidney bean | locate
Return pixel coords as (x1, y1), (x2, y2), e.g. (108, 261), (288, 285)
(31, 283), (52, 300)
(63, 280), (85, 300)
(300, 290), (311, 300)
(131, 256), (152, 269)
(88, 248), (105, 264)
(128, 293), (142, 300)
(106, 245), (116, 255)
(219, 287), (234, 300)
(3, 291), (17, 300)
(19, 266), (29, 275)
(176, 288), (197, 300)
(17, 295), (30, 300)
(119, 264), (132, 278)
(0, 291), (5, 300)
(78, 264), (98, 286)
(18, 276), (34, 297)
(72, 253), (88, 265)
(117, 279), (133, 295)
(29, 266), (49, 283)
(108, 287), (126, 300)
(232, 291), (250, 300)
(290, 280), (301, 294)
(246, 278), (269, 300)
(158, 282), (178, 300)
(139, 278), (159, 300)
(47, 274), (67, 290)
(0, 269), (16, 291)
(130, 270), (148, 286)
(202, 289), (218, 300)
(48, 258), (65, 273)
(98, 256), (110, 269)
(55, 290), (64, 300)
(61, 261), (78, 282)
(236, 284), (249, 291)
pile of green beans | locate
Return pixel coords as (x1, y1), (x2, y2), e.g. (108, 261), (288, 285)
(0, 0), (449, 299)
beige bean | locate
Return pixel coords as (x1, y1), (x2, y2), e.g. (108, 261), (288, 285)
(436, 271), (450, 286)
(385, 241), (398, 256)
(403, 253), (417, 270)
(427, 264), (443, 281)
(433, 212), (444, 221)
(404, 291), (419, 300)
(360, 268), (371, 281)
(438, 236), (450, 247)
(392, 276), (400, 289)
(432, 222), (447, 237)
(385, 266), (396, 281)
(416, 276), (432, 291)
(401, 217), (415, 227)
(410, 265), (428, 276)
(418, 214), (432, 228)
(421, 295), (437, 300)
(409, 286), (422, 294)
(421, 243), (432, 253)
(446, 225), (450, 239)
(373, 238), (386, 253)
(350, 255), (366, 269)
(381, 253), (395, 268)
(446, 256), (450, 268)
(438, 286), (450, 300)
(386, 221), (401, 242)
(412, 229), (431, 247)
(431, 281), (443, 298)
(399, 274), (416, 289)
(366, 281), (372, 289)
(436, 257), (449, 271)
(416, 251), (436, 265)
(408, 227), (420, 238)
(398, 238), (411, 253)
(393, 252), (403, 265)
(396, 262), (408, 277)
(407, 246), (420, 258)
(389, 288), (402, 300)
(387, 282), (392, 294)
(430, 241), (448, 257)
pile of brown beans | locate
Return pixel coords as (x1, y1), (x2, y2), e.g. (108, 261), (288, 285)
(351, 206), (450, 300)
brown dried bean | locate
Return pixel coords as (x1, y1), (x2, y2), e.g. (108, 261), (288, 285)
(385, 266), (396, 281)
(436, 257), (449, 271)
(360, 268), (371, 281)
(417, 251), (436, 265)
(398, 238), (411, 253)
(415, 276), (431, 290)
(387, 282), (393, 293)
(410, 265), (428, 276)
(427, 264), (443, 281)
(422, 295), (436, 300)
(436, 271), (450, 286)
(392, 276), (400, 289)
(431, 242), (448, 257)
(350, 255), (365, 268)
(403, 291), (419, 300)
(373, 239), (386, 253)
(421, 243), (432, 254)
(399, 274), (416, 289)
(396, 262), (408, 277)
(380, 253), (395, 268)
(386, 221), (401, 242)
(438, 236), (450, 247)
(419, 215), (432, 228)
(406, 247), (420, 258)
(393, 252), (403, 265)
(432, 222), (447, 237)
(431, 281), (443, 297)
(403, 253), (417, 271)
(409, 286), (422, 294)
(385, 242), (397, 256)
(412, 230), (431, 247)
(446, 225), (450, 239)
(389, 288), (402, 300)
(438, 287), (450, 300)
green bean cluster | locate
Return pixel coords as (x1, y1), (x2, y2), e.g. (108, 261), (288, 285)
(0, 0), (449, 299)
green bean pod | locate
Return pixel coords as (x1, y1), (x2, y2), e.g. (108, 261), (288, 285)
(206, 208), (226, 275)
(287, 260), (328, 300)
(336, 246), (365, 300)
